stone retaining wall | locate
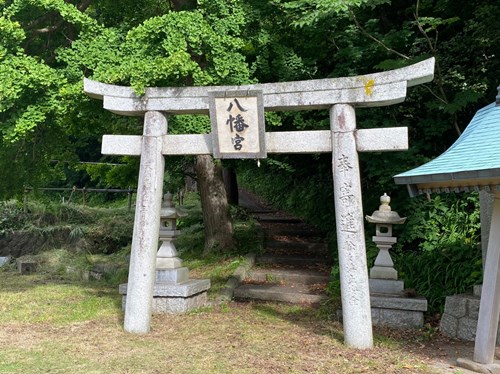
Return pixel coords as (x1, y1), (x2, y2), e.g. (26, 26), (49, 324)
(440, 287), (500, 345)
(0, 229), (71, 257)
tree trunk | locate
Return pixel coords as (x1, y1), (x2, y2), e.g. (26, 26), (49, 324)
(194, 155), (233, 254)
(222, 167), (239, 205)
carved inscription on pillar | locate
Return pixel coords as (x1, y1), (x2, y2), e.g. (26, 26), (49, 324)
(331, 104), (373, 349)
(337, 175), (366, 305)
(344, 239), (364, 304)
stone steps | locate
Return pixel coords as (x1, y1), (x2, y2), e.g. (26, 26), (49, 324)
(261, 219), (324, 238)
(255, 255), (330, 268)
(264, 240), (329, 258)
(248, 268), (329, 285)
(235, 234), (330, 304)
(264, 228), (324, 238)
(234, 283), (327, 304)
(251, 215), (303, 223)
(235, 190), (330, 305)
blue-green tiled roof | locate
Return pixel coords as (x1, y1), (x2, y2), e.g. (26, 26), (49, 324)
(394, 102), (500, 195)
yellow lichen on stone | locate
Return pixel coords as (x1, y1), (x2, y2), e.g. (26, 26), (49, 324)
(364, 79), (375, 96)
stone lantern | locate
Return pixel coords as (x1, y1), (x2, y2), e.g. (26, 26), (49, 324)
(119, 192), (210, 314)
(365, 193), (427, 329)
(365, 193), (406, 281)
(156, 192), (187, 277)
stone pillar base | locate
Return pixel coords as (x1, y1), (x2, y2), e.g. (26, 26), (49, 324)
(370, 266), (397, 280)
(456, 358), (500, 374)
(119, 279), (211, 314)
(337, 294), (427, 329)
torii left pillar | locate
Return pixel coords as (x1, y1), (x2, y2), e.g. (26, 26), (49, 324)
(124, 111), (167, 333)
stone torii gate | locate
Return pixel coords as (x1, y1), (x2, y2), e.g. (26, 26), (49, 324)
(84, 58), (434, 348)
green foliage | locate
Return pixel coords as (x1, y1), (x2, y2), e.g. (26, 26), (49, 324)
(394, 193), (482, 312)
(0, 0), (255, 196)
(238, 154), (334, 233)
(72, 1), (252, 93)
(396, 244), (482, 314)
(397, 193), (480, 253)
(277, 0), (390, 27)
(85, 213), (134, 254)
(1, 198), (134, 254)
(0, 200), (24, 235)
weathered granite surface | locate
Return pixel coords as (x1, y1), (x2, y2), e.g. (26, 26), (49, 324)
(371, 308), (424, 329)
(121, 291), (208, 314)
(370, 294), (427, 329)
(120, 279), (210, 314)
(84, 58), (434, 115)
(440, 292), (500, 345)
(369, 279), (404, 294)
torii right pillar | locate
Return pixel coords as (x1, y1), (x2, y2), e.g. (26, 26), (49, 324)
(331, 104), (373, 348)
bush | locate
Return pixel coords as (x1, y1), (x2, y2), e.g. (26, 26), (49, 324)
(0, 200), (25, 235)
(0, 198), (134, 255)
(394, 193), (482, 313)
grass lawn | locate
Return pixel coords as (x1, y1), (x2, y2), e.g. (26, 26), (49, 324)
(0, 270), (468, 374)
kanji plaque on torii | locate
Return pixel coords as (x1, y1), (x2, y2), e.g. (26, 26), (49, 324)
(209, 90), (266, 159)
(84, 57), (434, 349)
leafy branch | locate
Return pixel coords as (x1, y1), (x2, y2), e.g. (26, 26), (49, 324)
(414, 0), (461, 136)
(349, 9), (410, 60)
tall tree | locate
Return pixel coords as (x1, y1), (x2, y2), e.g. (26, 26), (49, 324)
(1, 0), (251, 253)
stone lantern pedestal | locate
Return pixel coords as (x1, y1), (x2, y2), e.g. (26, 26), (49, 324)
(120, 193), (210, 313)
(366, 194), (427, 328)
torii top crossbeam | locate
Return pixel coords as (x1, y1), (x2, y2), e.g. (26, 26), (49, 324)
(84, 58), (434, 115)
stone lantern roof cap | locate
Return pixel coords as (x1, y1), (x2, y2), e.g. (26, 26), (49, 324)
(365, 193), (407, 224)
(160, 192), (188, 219)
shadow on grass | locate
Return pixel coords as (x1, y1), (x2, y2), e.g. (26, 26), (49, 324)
(248, 300), (345, 343)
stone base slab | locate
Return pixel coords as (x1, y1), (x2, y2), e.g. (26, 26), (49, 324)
(119, 279), (210, 298)
(152, 291), (208, 313)
(121, 291), (208, 314)
(371, 294), (428, 311)
(119, 278), (211, 314)
(370, 294), (427, 329)
(155, 267), (189, 284)
(369, 279), (404, 294)
(337, 294), (427, 329)
(440, 293), (500, 345)
(371, 307), (424, 329)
